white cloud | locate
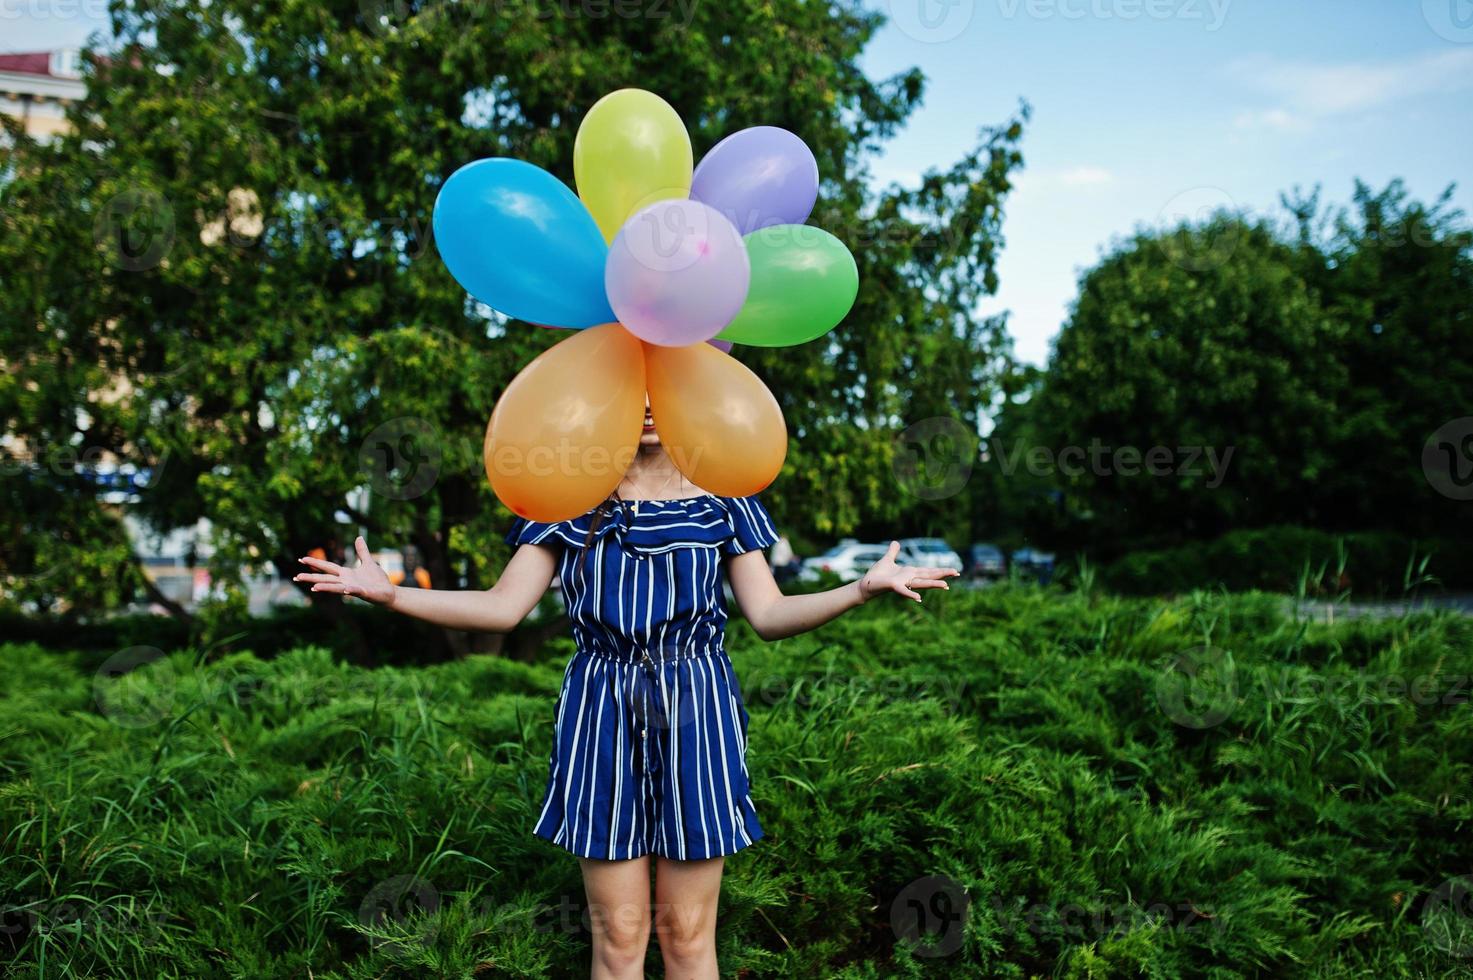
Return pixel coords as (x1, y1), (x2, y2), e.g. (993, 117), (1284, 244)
(1059, 166), (1114, 186)
(1013, 166), (1115, 192)
(1232, 108), (1300, 132)
(1228, 48), (1473, 119)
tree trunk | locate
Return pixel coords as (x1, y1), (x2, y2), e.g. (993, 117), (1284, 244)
(409, 515), (469, 660)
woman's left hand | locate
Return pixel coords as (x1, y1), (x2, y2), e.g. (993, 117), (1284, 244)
(858, 541), (961, 602)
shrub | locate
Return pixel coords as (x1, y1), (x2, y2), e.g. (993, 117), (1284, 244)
(1098, 526), (1473, 597)
(2, 587), (1470, 976)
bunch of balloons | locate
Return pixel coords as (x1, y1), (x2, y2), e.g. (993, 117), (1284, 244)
(433, 88), (859, 521)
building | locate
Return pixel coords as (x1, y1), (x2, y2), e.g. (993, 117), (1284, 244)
(0, 49), (86, 143)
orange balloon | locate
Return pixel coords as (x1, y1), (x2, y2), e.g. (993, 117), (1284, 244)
(485, 323), (646, 521)
(643, 341), (787, 496)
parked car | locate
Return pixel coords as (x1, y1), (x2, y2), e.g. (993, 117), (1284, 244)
(1010, 548), (1056, 584)
(799, 541), (890, 583)
(898, 537), (964, 571)
(968, 543), (1006, 578)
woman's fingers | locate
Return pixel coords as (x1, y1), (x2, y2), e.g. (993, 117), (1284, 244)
(309, 581), (357, 595)
(883, 540), (901, 563)
(292, 573), (341, 585)
(354, 536), (373, 565)
(298, 556), (344, 574)
(889, 577), (923, 601)
(911, 579), (949, 590)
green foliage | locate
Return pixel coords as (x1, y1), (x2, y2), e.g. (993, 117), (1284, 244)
(0, 2), (1025, 646)
(1006, 184), (1472, 563)
(1100, 525), (1473, 597)
(4, 589), (1471, 976)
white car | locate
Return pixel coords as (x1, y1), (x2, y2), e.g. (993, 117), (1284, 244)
(898, 537), (964, 571)
(799, 541), (890, 583)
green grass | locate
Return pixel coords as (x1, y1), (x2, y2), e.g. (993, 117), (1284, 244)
(2, 585), (1471, 977)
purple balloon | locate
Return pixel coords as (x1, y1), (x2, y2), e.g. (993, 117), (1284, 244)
(690, 126), (819, 236)
(605, 200), (751, 347)
(706, 338), (734, 353)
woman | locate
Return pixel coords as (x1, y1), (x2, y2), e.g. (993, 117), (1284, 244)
(293, 401), (958, 979)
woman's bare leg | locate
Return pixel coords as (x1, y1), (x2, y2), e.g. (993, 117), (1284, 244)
(578, 856), (652, 980)
(653, 856), (724, 980)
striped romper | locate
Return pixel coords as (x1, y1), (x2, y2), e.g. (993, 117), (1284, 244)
(504, 493), (780, 861)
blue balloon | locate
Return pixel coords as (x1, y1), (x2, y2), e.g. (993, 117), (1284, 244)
(432, 158), (615, 328)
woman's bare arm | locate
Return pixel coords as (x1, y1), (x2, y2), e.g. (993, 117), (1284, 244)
(295, 535), (557, 633)
(726, 540), (957, 641)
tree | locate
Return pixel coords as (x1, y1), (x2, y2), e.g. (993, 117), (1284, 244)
(0, 0), (1025, 657)
(1286, 180), (1473, 542)
(1026, 215), (1348, 556)
(1023, 183), (1473, 563)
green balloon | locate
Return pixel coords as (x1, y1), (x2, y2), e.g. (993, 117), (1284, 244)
(717, 225), (859, 347)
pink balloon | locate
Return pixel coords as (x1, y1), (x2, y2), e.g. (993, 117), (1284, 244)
(604, 200), (751, 347)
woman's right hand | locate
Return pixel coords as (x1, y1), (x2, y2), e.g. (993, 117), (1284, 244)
(294, 536), (395, 606)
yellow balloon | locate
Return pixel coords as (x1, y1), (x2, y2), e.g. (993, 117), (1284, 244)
(574, 89), (693, 243)
(485, 324), (646, 522)
(643, 341), (787, 497)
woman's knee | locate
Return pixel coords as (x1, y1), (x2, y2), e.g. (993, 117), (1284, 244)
(655, 900), (716, 964)
(589, 899), (651, 968)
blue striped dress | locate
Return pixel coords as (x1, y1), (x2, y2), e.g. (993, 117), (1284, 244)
(504, 493), (780, 861)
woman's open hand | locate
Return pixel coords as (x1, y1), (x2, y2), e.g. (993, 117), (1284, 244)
(294, 536), (395, 605)
(858, 541), (960, 603)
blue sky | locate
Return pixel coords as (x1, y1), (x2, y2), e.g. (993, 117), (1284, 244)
(7, 1), (1471, 364)
(863, 0), (1473, 362)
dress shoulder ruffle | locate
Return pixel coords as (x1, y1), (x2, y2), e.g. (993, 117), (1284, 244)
(504, 493), (780, 557)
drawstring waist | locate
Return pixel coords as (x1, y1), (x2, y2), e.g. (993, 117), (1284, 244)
(575, 639), (726, 665)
